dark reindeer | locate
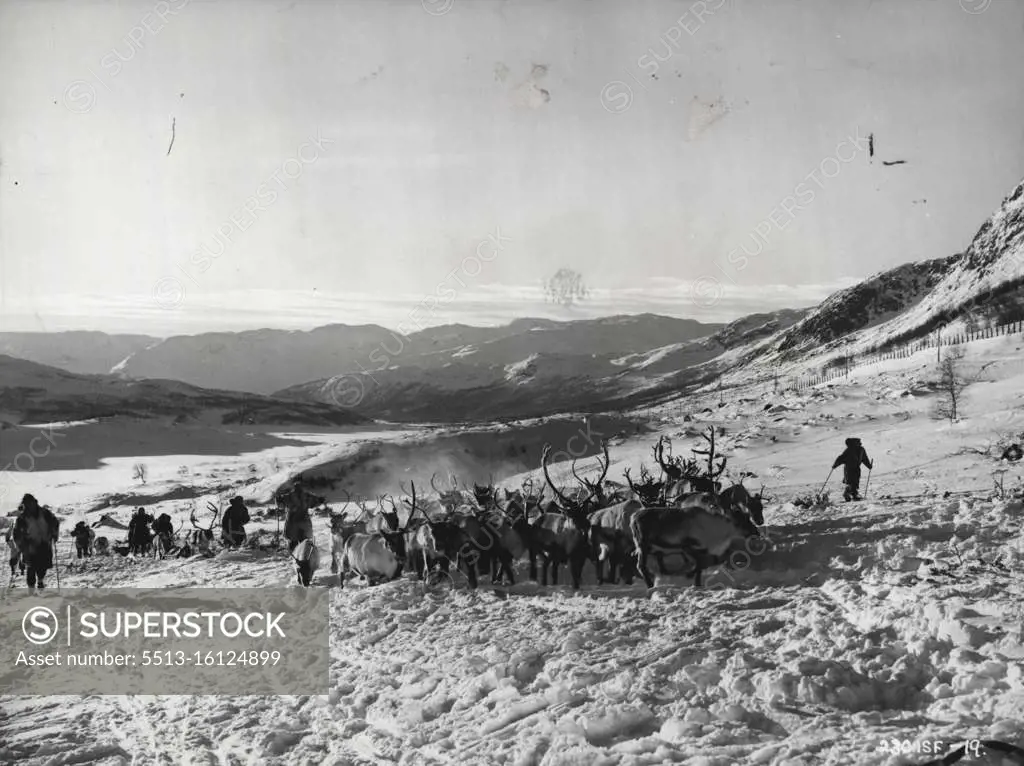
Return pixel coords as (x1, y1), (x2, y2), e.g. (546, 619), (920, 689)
(529, 441), (610, 589)
(630, 496), (762, 588)
(623, 465), (664, 507)
(404, 480), (508, 589)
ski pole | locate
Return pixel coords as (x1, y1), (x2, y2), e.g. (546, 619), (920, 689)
(818, 468), (834, 496)
(863, 468), (872, 500)
(53, 540), (61, 591)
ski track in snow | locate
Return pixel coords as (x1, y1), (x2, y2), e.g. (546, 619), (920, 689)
(3, 339), (1024, 765)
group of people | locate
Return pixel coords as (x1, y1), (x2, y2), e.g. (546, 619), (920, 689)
(5, 492), (253, 589)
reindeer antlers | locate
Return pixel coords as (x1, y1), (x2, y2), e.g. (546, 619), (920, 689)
(192, 501), (218, 532)
(542, 440), (609, 513)
(541, 444), (575, 511)
(623, 466), (641, 494)
(693, 426), (727, 479)
(653, 435), (681, 480)
(401, 480), (422, 529)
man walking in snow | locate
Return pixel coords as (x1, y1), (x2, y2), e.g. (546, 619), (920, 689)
(12, 494), (60, 588)
(832, 438), (873, 501)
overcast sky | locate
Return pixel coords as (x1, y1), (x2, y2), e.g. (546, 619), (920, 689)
(1, 0), (1023, 336)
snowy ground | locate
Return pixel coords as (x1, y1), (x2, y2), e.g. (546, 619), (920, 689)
(3, 336), (1024, 765)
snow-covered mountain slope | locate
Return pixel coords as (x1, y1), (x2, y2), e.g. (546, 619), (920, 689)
(710, 178), (1024, 384)
(773, 258), (955, 357)
(864, 178), (1024, 351)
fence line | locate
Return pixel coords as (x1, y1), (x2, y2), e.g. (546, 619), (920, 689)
(786, 319), (1024, 392)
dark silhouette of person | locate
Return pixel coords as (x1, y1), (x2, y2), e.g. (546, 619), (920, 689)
(221, 496), (250, 548)
(832, 438), (873, 501)
(13, 494), (60, 588)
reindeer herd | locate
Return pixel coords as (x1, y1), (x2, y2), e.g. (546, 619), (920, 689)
(286, 429), (769, 591)
(11, 428), (769, 594)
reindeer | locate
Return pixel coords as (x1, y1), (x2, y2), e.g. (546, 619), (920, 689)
(337, 530), (407, 587)
(472, 476), (496, 510)
(624, 465), (664, 507)
(291, 538), (322, 587)
(451, 477), (522, 585)
(151, 513), (182, 558)
(403, 482), (462, 583)
(710, 483), (766, 527)
(365, 495), (400, 534)
(587, 499), (644, 585)
(431, 472), (469, 515)
(484, 489), (532, 585)
(330, 490), (368, 573)
(336, 483), (420, 587)
(530, 441), (610, 589)
(630, 495), (762, 588)
(653, 435), (688, 484)
(404, 480), (507, 589)
(6, 527), (24, 579)
(188, 502), (219, 556)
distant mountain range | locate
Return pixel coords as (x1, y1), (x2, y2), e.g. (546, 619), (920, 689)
(0, 354), (367, 427)
(274, 310), (808, 421)
(0, 332), (157, 376)
(2, 177), (1022, 423)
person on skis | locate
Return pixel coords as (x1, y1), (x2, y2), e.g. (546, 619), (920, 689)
(832, 437), (873, 501)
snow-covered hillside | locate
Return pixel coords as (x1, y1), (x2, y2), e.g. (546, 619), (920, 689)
(4, 335), (1024, 765)
(769, 179), (1024, 370)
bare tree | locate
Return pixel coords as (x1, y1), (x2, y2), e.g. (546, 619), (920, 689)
(544, 268), (589, 307)
(934, 346), (968, 423)
(132, 463), (148, 484)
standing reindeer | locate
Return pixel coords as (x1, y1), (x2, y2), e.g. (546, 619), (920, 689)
(531, 441), (610, 589)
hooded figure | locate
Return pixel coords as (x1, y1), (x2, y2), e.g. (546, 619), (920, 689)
(128, 507), (154, 555)
(12, 494), (60, 588)
(222, 496), (250, 548)
(832, 438), (873, 501)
